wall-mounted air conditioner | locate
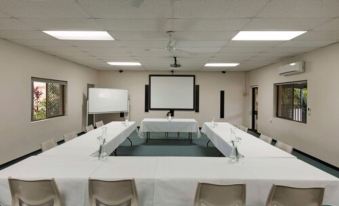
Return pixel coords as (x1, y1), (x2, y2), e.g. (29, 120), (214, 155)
(278, 61), (305, 76)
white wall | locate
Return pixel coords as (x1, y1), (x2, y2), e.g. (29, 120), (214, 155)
(96, 71), (246, 127)
(0, 39), (97, 165)
(244, 43), (339, 167)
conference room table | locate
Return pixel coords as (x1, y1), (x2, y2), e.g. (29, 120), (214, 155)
(0, 121), (338, 206)
(40, 121), (137, 157)
(201, 122), (295, 158)
(0, 156), (338, 206)
(139, 118), (200, 143)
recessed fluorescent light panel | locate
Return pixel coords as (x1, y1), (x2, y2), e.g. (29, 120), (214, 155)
(107, 62), (142, 66)
(205, 63), (239, 67)
(232, 31), (306, 41)
(43, 31), (114, 40)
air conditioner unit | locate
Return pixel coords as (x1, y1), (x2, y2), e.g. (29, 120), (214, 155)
(278, 61), (305, 76)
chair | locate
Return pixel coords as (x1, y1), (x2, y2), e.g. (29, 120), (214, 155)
(194, 183), (246, 206)
(63, 132), (77, 142)
(266, 185), (324, 206)
(95, 121), (104, 128)
(8, 178), (62, 206)
(89, 179), (139, 206)
(236, 125), (248, 133)
(86, 124), (94, 132)
(259, 134), (273, 144)
(41, 139), (57, 152)
(275, 141), (293, 154)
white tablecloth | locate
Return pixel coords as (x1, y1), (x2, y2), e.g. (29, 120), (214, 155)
(1, 157), (338, 206)
(0, 120), (338, 206)
(201, 122), (295, 158)
(153, 157), (339, 206)
(40, 121), (137, 157)
(139, 118), (200, 137)
(0, 156), (103, 206)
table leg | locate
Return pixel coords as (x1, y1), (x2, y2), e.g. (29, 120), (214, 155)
(177, 132), (180, 138)
(189, 133), (193, 144)
(113, 149), (117, 156)
(146, 132), (150, 144)
(206, 140), (211, 147)
(127, 137), (133, 147)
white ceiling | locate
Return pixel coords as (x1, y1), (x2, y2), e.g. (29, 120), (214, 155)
(0, 0), (338, 71)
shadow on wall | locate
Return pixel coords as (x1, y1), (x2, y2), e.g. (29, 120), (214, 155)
(225, 112), (243, 125)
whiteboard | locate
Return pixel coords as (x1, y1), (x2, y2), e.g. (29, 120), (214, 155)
(150, 75), (195, 110)
(88, 88), (128, 114)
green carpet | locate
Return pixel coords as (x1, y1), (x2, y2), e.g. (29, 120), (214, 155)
(116, 131), (222, 157)
(116, 131), (339, 178)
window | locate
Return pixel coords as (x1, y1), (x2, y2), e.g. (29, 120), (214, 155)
(32, 77), (67, 121)
(276, 81), (307, 123)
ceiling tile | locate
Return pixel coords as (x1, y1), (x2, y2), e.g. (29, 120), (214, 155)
(95, 18), (166, 31)
(279, 40), (336, 48)
(19, 18), (101, 30)
(244, 17), (329, 30)
(0, 30), (52, 40)
(1, 0), (89, 18)
(78, 0), (172, 18)
(313, 18), (339, 31)
(174, 0), (269, 18)
(258, 0), (339, 18)
(294, 31), (339, 41)
(167, 18), (251, 31)
(0, 18), (32, 30)
(173, 31), (236, 41)
(1, 0), (338, 71)
(111, 31), (167, 41)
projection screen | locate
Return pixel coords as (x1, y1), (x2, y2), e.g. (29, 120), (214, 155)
(149, 75), (195, 110)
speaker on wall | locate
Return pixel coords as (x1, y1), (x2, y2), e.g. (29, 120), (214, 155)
(145, 85), (149, 112)
(220, 90), (225, 119)
(195, 85), (199, 112)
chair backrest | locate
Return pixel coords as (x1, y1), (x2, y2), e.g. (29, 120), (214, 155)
(86, 124), (94, 132)
(194, 183), (246, 206)
(95, 121), (104, 128)
(41, 139), (57, 152)
(236, 125), (248, 133)
(266, 185), (324, 206)
(89, 179), (138, 206)
(275, 141), (293, 154)
(259, 134), (273, 144)
(8, 178), (62, 206)
(63, 132), (77, 142)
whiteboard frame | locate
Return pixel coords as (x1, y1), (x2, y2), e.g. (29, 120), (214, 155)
(88, 88), (129, 114)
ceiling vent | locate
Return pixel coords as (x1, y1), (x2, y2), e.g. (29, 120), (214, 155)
(278, 61), (305, 76)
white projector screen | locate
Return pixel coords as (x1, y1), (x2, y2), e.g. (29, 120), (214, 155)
(88, 88), (128, 114)
(149, 75), (195, 110)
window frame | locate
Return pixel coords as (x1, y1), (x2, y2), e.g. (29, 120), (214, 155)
(275, 80), (307, 124)
(31, 77), (67, 122)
